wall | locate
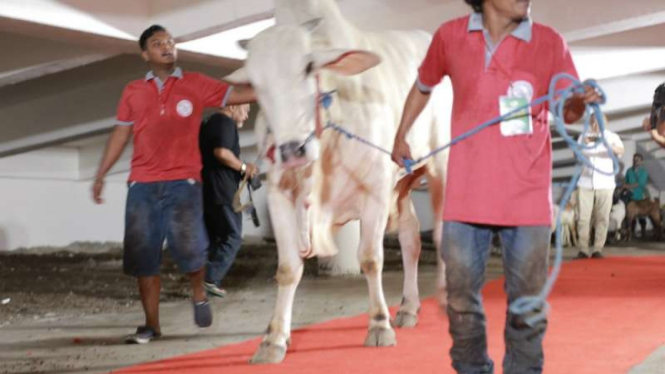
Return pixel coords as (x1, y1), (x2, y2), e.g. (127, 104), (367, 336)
(0, 148), (127, 250)
(0, 144), (273, 251)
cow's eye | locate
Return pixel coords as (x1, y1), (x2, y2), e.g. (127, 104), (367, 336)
(305, 61), (314, 76)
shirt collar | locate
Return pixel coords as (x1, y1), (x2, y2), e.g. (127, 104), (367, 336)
(468, 12), (532, 43)
(145, 67), (183, 81)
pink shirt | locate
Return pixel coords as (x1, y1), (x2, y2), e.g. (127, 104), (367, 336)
(418, 14), (578, 226)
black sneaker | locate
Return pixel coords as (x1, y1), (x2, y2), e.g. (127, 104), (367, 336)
(125, 326), (161, 344)
(591, 251), (604, 259)
(574, 252), (590, 260)
(193, 300), (212, 328)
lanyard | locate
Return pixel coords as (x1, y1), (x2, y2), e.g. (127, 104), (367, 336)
(152, 76), (177, 116)
(482, 32), (516, 93)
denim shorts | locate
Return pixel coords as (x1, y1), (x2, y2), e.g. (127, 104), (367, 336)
(123, 179), (209, 277)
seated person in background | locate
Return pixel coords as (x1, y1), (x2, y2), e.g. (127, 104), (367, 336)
(624, 153), (649, 237)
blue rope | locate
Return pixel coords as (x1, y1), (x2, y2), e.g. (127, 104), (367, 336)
(312, 75), (620, 327)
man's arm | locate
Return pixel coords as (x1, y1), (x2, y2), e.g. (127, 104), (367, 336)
(226, 85), (256, 106)
(391, 84), (431, 167)
(92, 125), (132, 203)
(213, 148), (258, 178)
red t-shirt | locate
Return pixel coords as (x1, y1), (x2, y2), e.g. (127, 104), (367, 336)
(116, 69), (231, 182)
(418, 16), (578, 226)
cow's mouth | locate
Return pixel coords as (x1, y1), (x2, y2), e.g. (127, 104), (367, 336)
(279, 139), (320, 169)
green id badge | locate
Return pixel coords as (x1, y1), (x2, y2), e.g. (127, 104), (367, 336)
(499, 96), (532, 136)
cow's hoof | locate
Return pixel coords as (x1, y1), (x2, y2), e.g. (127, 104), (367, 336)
(364, 327), (396, 347)
(394, 310), (418, 328)
(249, 342), (286, 365)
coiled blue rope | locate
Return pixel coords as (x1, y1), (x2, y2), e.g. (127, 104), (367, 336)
(313, 74), (620, 326)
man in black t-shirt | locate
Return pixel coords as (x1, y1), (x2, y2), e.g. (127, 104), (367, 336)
(199, 104), (257, 297)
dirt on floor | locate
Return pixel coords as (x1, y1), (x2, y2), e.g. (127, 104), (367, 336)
(0, 237), (439, 328)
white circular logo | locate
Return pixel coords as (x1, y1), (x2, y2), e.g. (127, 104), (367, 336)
(508, 80), (534, 101)
(176, 99), (193, 117)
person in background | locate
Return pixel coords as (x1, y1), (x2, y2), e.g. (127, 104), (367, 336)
(624, 153), (650, 237)
(575, 114), (624, 259)
(199, 104), (258, 298)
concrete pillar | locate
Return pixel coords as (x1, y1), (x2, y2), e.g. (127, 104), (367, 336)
(318, 220), (361, 276)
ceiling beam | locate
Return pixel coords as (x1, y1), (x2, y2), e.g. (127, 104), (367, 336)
(0, 53), (115, 88)
(565, 10), (665, 43)
(0, 117), (115, 158)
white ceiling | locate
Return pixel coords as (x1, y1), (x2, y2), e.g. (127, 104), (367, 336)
(0, 0), (664, 181)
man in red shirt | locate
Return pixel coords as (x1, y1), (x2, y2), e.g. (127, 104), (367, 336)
(391, 1), (601, 373)
(92, 25), (255, 344)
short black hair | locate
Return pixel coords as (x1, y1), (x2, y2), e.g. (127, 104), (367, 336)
(464, 0), (483, 13)
(139, 25), (167, 51)
(634, 153), (644, 160)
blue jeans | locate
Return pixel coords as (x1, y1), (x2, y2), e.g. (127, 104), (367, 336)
(203, 203), (243, 286)
(441, 221), (550, 374)
(123, 180), (208, 276)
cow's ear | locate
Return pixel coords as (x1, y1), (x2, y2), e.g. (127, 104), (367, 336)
(223, 67), (250, 85)
(308, 49), (381, 76)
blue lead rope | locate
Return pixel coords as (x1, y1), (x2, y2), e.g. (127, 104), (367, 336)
(315, 73), (620, 326)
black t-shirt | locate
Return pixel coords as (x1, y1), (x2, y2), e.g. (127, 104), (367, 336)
(199, 113), (241, 205)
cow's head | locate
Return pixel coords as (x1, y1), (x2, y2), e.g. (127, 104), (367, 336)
(274, 0), (341, 24)
(224, 19), (380, 169)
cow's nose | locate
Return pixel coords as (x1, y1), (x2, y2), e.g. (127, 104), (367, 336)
(279, 141), (307, 164)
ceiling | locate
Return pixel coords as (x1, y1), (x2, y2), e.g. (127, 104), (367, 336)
(1, 0), (664, 182)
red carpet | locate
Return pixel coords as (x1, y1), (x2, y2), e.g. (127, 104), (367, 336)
(114, 257), (665, 374)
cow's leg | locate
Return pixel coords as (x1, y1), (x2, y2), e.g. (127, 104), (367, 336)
(427, 173), (448, 312)
(251, 190), (303, 365)
(359, 198), (396, 347)
(394, 192), (421, 328)
(392, 169), (425, 328)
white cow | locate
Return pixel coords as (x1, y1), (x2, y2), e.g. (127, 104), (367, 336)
(225, 0), (451, 364)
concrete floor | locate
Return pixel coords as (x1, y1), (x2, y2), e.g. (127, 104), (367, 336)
(0, 244), (663, 374)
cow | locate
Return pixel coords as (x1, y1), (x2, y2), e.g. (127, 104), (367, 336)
(224, 0), (451, 364)
(625, 198), (662, 241)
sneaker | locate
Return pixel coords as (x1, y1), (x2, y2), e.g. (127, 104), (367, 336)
(125, 326), (161, 344)
(574, 252), (589, 260)
(591, 251), (604, 259)
(193, 300), (212, 328)
(204, 282), (227, 298)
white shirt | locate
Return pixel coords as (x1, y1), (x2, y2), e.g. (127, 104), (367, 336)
(577, 130), (623, 190)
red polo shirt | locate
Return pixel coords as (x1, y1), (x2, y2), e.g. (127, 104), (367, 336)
(418, 15), (578, 226)
(116, 68), (232, 182)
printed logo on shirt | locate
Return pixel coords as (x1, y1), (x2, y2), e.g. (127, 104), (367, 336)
(176, 99), (193, 117)
(507, 80), (534, 101)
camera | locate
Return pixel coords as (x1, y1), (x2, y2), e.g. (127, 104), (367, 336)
(249, 176), (262, 191)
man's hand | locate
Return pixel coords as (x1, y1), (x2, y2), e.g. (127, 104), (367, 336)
(564, 85), (604, 124)
(92, 178), (105, 204)
(245, 163), (259, 179)
(391, 136), (412, 168)
(581, 84), (603, 104)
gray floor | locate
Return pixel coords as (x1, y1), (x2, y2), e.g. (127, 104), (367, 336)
(0, 244), (663, 374)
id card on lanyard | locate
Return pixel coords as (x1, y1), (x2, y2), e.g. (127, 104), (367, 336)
(499, 96), (532, 136)
(483, 32), (535, 137)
